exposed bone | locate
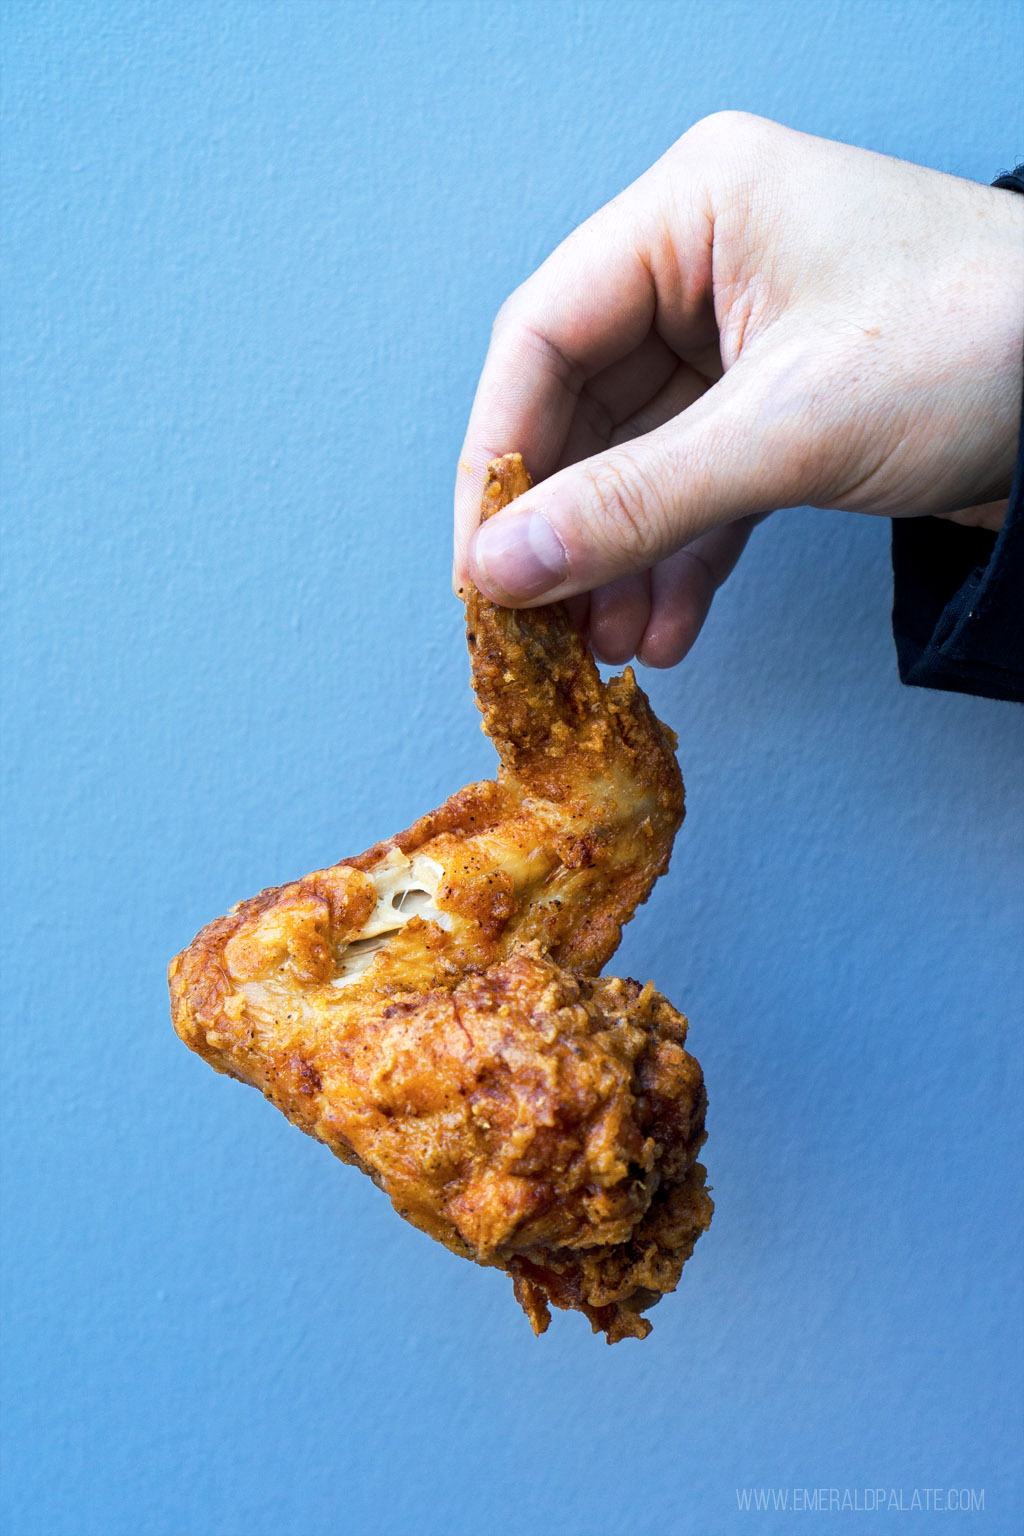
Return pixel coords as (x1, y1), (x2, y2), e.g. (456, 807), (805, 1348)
(332, 848), (448, 986)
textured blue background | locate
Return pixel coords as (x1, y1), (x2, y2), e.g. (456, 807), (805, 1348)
(3, 3), (1023, 1534)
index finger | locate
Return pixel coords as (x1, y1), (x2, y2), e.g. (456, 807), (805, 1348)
(452, 190), (660, 586)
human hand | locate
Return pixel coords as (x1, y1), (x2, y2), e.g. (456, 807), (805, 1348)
(453, 114), (1024, 666)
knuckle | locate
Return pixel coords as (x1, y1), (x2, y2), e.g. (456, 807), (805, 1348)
(582, 456), (665, 564)
(687, 109), (762, 150)
(681, 110), (783, 179)
(489, 292), (582, 392)
(490, 289), (523, 339)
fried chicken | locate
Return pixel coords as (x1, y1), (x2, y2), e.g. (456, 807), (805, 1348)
(169, 454), (712, 1342)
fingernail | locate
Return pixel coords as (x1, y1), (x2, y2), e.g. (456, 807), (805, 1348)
(472, 511), (569, 601)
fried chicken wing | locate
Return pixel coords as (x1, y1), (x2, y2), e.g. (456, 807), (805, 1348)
(169, 454), (712, 1341)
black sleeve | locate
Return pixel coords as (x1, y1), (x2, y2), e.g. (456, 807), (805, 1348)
(890, 163), (1024, 704)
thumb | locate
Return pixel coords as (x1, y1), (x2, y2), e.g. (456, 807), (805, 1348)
(468, 358), (805, 604)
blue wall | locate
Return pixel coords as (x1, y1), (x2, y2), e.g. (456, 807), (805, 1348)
(3, 3), (1022, 1533)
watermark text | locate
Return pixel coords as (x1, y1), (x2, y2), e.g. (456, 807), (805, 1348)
(735, 1487), (985, 1514)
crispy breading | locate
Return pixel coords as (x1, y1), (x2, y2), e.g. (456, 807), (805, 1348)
(169, 454), (711, 1341)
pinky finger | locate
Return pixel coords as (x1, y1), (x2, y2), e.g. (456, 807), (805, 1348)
(637, 515), (764, 668)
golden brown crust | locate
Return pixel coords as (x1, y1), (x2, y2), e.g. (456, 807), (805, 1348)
(169, 453), (709, 1342)
(172, 939), (711, 1341)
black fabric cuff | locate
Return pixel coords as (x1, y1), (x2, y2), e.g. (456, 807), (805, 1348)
(889, 164), (1024, 704)
(891, 391), (1024, 702)
(992, 163), (1024, 194)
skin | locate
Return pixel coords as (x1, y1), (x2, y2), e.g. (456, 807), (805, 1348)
(453, 113), (1024, 667)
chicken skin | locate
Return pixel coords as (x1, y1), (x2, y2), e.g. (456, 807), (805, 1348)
(169, 454), (711, 1341)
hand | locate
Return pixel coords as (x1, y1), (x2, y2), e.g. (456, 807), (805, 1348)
(453, 113), (1024, 667)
